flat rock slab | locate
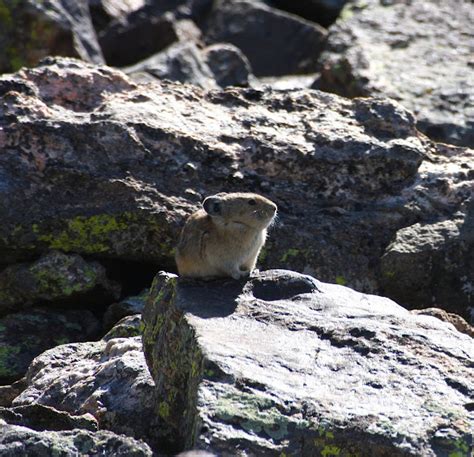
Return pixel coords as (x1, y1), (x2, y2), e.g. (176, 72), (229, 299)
(318, 0), (474, 147)
(143, 270), (473, 456)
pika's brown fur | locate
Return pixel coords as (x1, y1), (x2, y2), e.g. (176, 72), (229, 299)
(175, 192), (277, 279)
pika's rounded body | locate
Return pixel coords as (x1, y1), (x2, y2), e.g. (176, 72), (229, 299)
(175, 192), (277, 279)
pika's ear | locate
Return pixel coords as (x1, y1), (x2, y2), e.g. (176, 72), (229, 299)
(203, 196), (222, 216)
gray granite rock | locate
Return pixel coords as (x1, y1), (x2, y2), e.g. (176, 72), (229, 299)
(142, 270), (473, 456)
(317, 0), (474, 147)
(0, 421), (152, 456)
(13, 335), (159, 450)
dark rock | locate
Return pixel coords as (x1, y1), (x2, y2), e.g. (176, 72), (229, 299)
(99, 2), (202, 68)
(0, 250), (120, 315)
(13, 335), (159, 450)
(142, 270), (473, 456)
(0, 378), (27, 408)
(0, 58), (472, 319)
(204, 0), (327, 76)
(0, 308), (99, 385)
(269, 0), (348, 27)
(126, 42), (252, 89)
(125, 42), (218, 89)
(88, 0), (146, 32)
(0, 404), (98, 432)
(317, 0), (474, 147)
(0, 0), (103, 74)
(0, 422), (153, 456)
(203, 44), (251, 88)
(380, 214), (473, 318)
(103, 291), (147, 331)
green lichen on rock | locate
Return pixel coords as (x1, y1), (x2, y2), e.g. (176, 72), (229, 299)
(37, 214), (131, 254)
(0, 250), (119, 314)
(215, 391), (297, 441)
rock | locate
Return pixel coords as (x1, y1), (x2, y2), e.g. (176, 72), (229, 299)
(0, 308), (99, 385)
(142, 270), (473, 456)
(0, 57), (472, 318)
(204, 0), (327, 76)
(0, 378), (27, 408)
(380, 213), (473, 319)
(13, 335), (160, 450)
(88, 0), (146, 32)
(269, 0), (348, 27)
(99, 3), (202, 67)
(103, 315), (143, 340)
(126, 42), (252, 89)
(203, 44), (251, 88)
(0, 404), (98, 432)
(103, 291), (147, 331)
(411, 308), (474, 338)
(0, 422), (152, 456)
(0, 0), (104, 74)
(0, 250), (120, 315)
(125, 42), (219, 89)
(317, 0), (474, 147)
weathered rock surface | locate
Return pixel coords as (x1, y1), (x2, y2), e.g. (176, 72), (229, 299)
(0, 0), (103, 74)
(103, 314), (143, 340)
(411, 308), (474, 338)
(0, 57), (472, 319)
(143, 270), (473, 456)
(0, 404), (98, 432)
(204, 0), (327, 76)
(13, 335), (159, 450)
(0, 421), (153, 456)
(380, 209), (473, 317)
(126, 42), (251, 89)
(317, 0), (474, 147)
(0, 250), (120, 315)
(0, 308), (99, 385)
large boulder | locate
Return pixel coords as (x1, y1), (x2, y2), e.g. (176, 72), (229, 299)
(13, 334), (160, 450)
(0, 250), (120, 315)
(0, 57), (472, 319)
(0, 308), (99, 384)
(204, 0), (327, 76)
(317, 0), (474, 147)
(0, 0), (103, 74)
(142, 270), (473, 456)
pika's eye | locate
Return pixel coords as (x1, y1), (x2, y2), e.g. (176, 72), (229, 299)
(248, 199), (256, 206)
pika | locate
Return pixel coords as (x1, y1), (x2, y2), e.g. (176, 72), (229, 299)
(175, 192), (277, 279)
